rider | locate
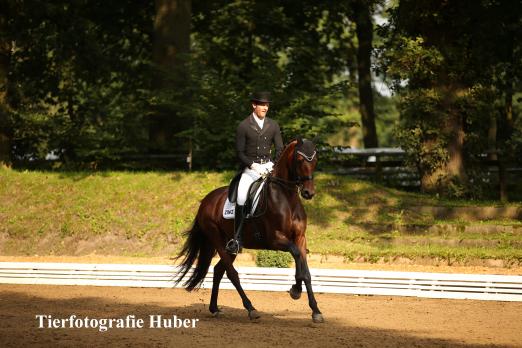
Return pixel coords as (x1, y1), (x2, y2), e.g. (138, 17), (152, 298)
(225, 91), (284, 254)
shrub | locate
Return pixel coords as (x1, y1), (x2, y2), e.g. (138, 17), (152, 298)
(255, 250), (293, 268)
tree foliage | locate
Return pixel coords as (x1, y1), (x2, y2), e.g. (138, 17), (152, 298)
(185, 0), (360, 167)
(2, 0), (520, 202)
(7, 1), (154, 165)
(378, 0), (521, 198)
(4, 0), (370, 168)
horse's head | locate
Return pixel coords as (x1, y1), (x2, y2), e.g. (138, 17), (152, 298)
(292, 137), (317, 200)
(273, 137), (318, 199)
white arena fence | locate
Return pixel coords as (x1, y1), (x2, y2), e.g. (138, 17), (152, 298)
(1, 262), (521, 302)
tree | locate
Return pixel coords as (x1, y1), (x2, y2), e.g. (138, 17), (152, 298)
(150, 0), (192, 152)
(8, 1), (153, 166)
(0, 3), (11, 166)
(350, 0), (378, 148)
(490, 0), (521, 202)
(380, 0), (521, 198)
(185, 0), (356, 167)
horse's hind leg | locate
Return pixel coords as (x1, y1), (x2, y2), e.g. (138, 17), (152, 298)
(215, 247), (260, 320)
(209, 257), (234, 317)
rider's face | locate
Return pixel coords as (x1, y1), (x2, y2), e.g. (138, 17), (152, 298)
(252, 102), (269, 119)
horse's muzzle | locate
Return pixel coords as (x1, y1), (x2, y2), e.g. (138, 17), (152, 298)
(301, 188), (315, 200)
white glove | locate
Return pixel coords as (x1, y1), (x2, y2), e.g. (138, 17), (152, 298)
(250, 163), (264, 175)
(264, 162), (274, 174)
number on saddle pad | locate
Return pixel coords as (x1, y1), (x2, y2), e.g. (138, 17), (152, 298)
(223, 178), (265, 219)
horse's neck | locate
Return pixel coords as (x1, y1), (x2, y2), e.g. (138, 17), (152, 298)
(273, 144), (295, 181)
(267, 143), (301, 209)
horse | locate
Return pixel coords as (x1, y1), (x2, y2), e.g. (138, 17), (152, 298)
(174, 137), (324, 323)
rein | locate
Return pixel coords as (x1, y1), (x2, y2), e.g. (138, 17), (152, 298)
(247, 141), (316, 218)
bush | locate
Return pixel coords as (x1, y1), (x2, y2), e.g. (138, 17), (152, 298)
(255, 250), (293, 268)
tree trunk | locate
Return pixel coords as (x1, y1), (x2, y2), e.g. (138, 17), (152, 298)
(153, 0), (191, 85)
(420, 87), (467, 194)
(498, 82), (513, 203)
(446, 107), (467, 181)
(0, 7), (11, 166)
(496, 10), (515, 203)
(150, 0), (191, 152)
(487, 114), (497, 161)
(352, 0), (378, 148)
(498, 160), (508, 203)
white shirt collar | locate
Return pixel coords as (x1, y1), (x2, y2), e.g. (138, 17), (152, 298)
(252, 112), (265, 129)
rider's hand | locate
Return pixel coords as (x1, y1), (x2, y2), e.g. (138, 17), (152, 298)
(250, 163), (264, 175)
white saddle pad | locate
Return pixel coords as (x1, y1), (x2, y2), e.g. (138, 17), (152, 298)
(223, 181), (265, 219)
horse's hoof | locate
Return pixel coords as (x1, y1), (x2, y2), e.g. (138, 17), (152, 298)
(312, 313), (324, 323)
(289, 286), (301, 300)
(211, 310), (223, 318)
(248, 309), (261, 321)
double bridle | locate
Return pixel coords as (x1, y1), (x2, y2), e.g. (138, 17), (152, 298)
(294, 149), (317, 183)
(269, 142), (317, 189)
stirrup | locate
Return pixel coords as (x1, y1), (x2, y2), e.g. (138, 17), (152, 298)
(225, 239), (241, 255)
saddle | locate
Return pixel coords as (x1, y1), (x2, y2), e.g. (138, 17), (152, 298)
(227, 172), (242, 203)
(224, 174), (266, 219)
(244, 179), (264, 215)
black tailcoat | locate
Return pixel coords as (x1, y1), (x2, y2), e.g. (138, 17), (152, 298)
(236, 114), (283, 169)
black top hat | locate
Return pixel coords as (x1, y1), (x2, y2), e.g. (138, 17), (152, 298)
(250, 91), (271, 103)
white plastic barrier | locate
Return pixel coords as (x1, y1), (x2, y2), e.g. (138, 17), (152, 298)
(1, 262), (521, 301)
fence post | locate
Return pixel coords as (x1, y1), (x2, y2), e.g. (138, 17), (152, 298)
(187, 138), (192, 171)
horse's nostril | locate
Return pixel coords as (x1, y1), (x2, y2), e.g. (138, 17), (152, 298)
(302, 190), (314, 199)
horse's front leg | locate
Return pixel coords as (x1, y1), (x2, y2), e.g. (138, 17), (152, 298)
(287, 243), (303, 300)
(288, 239), (324, 323)
(300, 254), (323, 323)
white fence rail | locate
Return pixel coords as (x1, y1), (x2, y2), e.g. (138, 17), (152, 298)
(1, 262), (521, 302)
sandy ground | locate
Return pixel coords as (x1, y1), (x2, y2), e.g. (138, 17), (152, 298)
(1, 255), (521, 347)
(0, 283), (521, 348)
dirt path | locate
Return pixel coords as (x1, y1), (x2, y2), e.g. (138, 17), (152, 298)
(1, 284), (521, 348)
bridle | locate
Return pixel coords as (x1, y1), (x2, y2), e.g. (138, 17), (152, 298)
(294, 149), (316, 183)
(269, 140), (317, 189)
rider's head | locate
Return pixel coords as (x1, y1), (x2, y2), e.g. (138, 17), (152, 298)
(250, 91), (270, 119)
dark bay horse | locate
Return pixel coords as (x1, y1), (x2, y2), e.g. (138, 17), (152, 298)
(175, 138), (323, 323)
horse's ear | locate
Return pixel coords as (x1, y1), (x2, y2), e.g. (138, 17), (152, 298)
(297, 136), (303, 145)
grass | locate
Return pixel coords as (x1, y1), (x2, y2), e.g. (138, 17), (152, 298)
(1, 167), (521, 264)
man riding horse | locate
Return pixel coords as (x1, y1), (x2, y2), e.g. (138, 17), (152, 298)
(225, 91), (284, 255)
(175, 128), (324, 322)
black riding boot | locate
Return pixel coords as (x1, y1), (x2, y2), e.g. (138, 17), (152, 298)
(226, 204), (245, 255)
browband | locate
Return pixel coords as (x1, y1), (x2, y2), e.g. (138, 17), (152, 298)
(296, 150), (316, 162)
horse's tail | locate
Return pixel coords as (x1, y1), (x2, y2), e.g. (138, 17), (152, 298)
(174, 218), (215, 291)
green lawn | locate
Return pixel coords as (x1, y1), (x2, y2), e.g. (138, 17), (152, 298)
(1, 167), (521, 263)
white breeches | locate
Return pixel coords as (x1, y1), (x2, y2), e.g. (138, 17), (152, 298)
(237, 162), (273, 206)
